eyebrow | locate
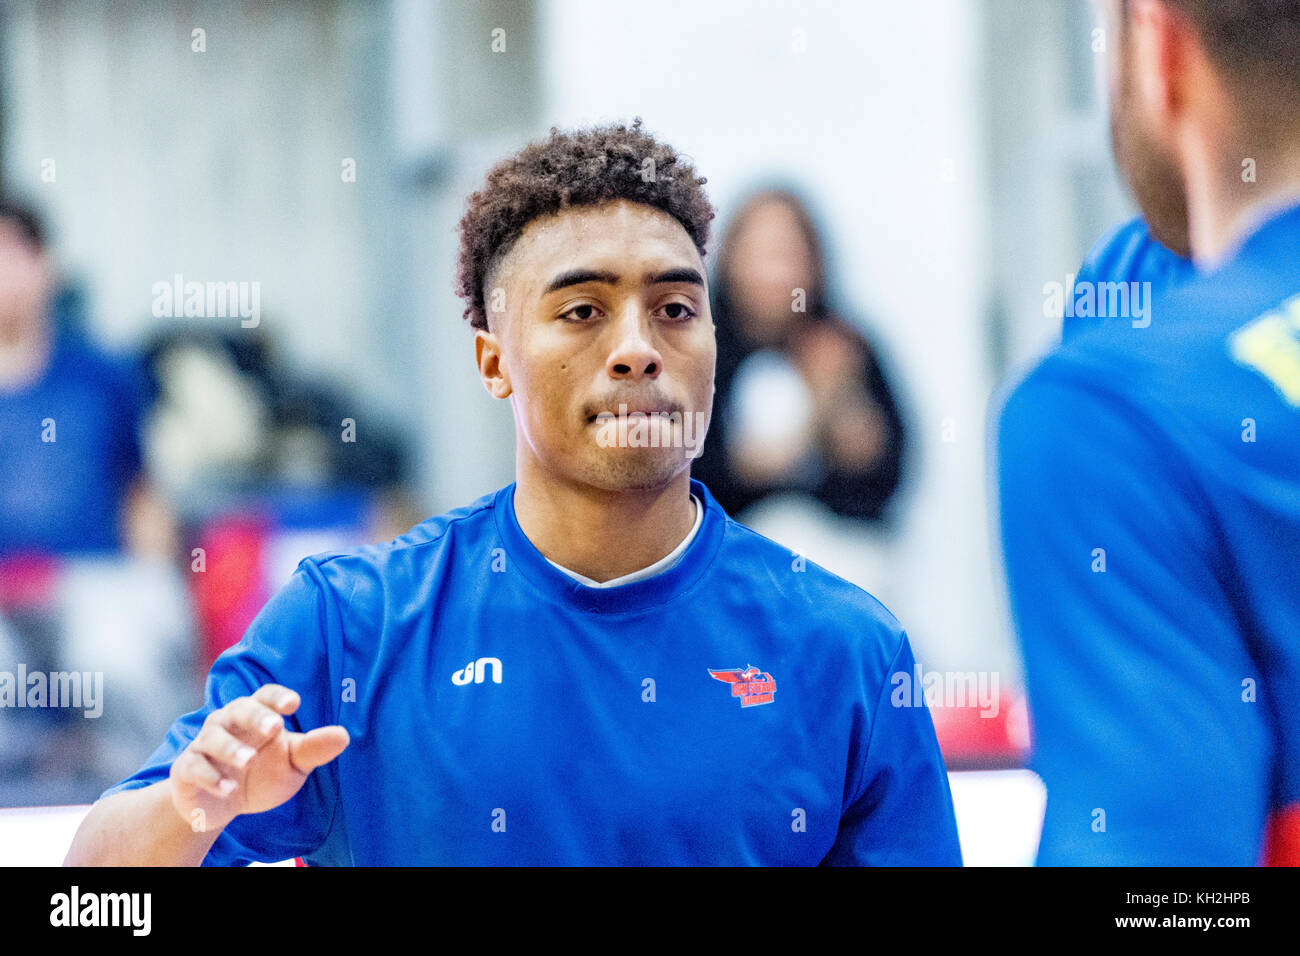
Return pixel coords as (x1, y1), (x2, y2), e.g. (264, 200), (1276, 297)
(542, 267), (705, 295)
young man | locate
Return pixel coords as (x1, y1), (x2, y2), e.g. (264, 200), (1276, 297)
(998, 1), (1300, 864)
(67, 120), (960, 866)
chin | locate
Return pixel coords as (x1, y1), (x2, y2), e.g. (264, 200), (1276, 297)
(1142, 207), (1192, 260)
(1110, 80), (1192, 258)
(577, 451), (690, 493)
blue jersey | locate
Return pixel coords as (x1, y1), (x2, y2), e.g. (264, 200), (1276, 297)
(1064, 217), (1197, 343)
(997, 204), (1300, 865)
(102, 479), (961, 865)
(0, 329), (147, 556)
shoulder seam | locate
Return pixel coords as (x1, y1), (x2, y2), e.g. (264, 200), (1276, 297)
(308, 494), (499, 569)
(723, 518), (901, 620)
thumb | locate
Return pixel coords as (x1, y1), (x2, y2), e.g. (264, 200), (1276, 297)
(287, 725), (350, 774)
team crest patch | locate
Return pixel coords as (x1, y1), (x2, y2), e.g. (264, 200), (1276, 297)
(709, 665), (776, 707)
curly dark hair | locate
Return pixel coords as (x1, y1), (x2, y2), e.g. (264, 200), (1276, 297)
(454, 118), (715, 331)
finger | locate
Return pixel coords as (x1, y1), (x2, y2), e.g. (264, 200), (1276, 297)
(252, 684), (301, 715)
(194, 721), (259, 772)
(286, 726), (350, 774)
(174, 748), (237, 800)
(217, 696), (286, 747)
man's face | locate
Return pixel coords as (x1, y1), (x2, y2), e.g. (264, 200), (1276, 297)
(1104, 0), (1193, 256)
(0, 220), (51, 339)
(478, 199), (715, 493)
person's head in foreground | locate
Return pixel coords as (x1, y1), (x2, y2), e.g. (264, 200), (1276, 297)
(456, 119), (717, 502)
(1104, 0), (1300, 262)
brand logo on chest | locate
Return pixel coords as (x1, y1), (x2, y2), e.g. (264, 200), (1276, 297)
(452, 657), (502, 685)
(708, 665), (776, 707)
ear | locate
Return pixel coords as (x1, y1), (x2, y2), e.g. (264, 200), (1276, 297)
(1130, 0), (1192, 121)
(475, 327), (512, 399)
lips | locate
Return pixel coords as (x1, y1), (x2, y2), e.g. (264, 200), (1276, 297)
(587, 406), (679, 423)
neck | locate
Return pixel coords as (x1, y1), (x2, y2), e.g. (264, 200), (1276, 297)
(512, 453), (697, 583)
(0, 316), (53, 388)
(1184, 130), (1300, 267)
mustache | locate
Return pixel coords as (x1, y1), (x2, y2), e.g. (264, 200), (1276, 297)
(583, 393), (685, 422)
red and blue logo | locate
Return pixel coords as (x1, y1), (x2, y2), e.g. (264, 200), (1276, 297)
(709, 665), (777, 708)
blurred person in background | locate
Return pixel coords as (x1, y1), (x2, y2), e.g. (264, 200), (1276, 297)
(690, 188), (909, 610)
(139, 324), (417, 529)
(138, 325), (422, 671)
(0, 197), (189, 805)
(691, 188), (906, 525)
(0, 197), (175, 560)
(997, 0), (1300, 865)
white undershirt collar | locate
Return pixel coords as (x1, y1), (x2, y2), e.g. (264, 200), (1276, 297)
(545, 495), (703, 588)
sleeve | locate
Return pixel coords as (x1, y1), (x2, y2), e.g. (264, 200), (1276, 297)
(822, 633), (963, 866)
(995, 366), (1275, 865)
(98, 558), (343, 866)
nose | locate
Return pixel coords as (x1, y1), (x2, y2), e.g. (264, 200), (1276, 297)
(606, 305), (662, 381)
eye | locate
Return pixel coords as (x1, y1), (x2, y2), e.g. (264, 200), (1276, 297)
(559, 303), (603, 323)
(656, 301), (697, 322)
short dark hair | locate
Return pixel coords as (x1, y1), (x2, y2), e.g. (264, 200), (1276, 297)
(1158, 0), (1300, 99)
(454, 118), (715, 331)
(0, 197), (46, 251)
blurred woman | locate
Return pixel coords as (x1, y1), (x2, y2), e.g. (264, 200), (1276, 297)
(692, 187), (907, 524)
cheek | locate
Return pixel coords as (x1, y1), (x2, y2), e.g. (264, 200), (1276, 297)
(684, 338), (717, 401)
(519, 353), (579, 435)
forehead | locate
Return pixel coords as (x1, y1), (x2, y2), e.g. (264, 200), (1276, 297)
(498, 200), (702, 289)
(742, 197), (799, 229)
